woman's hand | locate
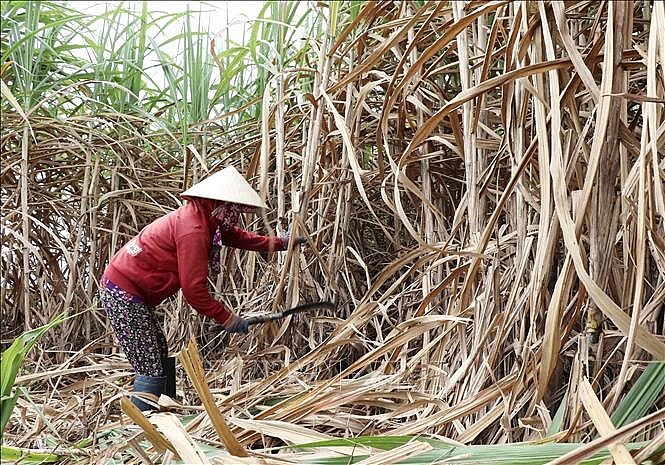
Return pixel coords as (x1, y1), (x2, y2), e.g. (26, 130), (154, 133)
(222, 313), (249, 333)
(284, 224), (306, 246)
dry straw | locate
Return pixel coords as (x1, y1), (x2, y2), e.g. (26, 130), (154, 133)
(1, 0), (664, 462)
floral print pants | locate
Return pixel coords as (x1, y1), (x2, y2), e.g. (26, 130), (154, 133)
(99, 285), (168, 377)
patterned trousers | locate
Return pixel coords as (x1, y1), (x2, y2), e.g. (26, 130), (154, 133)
(99, 287), (168, 377)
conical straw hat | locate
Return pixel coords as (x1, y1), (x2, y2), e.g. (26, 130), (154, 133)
(181, 166), (267, 208)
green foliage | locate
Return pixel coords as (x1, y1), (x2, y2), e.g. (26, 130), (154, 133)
(86, 1), (152, 112)
(1, 1), (88, 114)
(0, 445), (60, 463)
(152, 3), (216, 148)
(1, 314), (66, 434)
(288, 436), (648, 465)
(611, 362), (665, 428)
(0, 0), (349, 144)
(545, 363), (664, 438)
(546, 391), (568, 436)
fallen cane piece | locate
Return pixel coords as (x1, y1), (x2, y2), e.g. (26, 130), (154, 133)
(120, 396), (179, 457)
(179, 338), (249, 457)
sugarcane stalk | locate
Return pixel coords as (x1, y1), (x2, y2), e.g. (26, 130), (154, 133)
(179, 338), (248, 457)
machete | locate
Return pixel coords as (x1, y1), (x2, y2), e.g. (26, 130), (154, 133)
(245, 301), (335, 326)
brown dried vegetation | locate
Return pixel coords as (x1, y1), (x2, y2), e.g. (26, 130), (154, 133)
(1, 0), (664, 461)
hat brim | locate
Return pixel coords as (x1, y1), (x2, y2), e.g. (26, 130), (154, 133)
(181, 166), (267, 209)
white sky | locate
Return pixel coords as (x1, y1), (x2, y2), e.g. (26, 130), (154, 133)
(77, 1), (266, 43)
(77, 1), (265, 21)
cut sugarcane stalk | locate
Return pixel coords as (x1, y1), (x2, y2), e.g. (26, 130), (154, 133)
(180, 337), (249, 457)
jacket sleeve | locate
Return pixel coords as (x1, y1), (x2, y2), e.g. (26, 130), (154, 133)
(221, 226), (288, 252)
(175, 231), (232, 325)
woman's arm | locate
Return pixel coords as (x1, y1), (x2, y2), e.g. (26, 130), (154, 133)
(221, 226), (288, 252)
(176, 231), (233, 325)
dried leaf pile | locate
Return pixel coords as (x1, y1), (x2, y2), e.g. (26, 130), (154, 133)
(1, 0), (664, 463)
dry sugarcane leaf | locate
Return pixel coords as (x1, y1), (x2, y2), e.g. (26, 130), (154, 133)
(228, 417), (333, 444)
(390, 374), (517, 435)
(456, 402), (504, 443)
(271, 318), (460, 419)
(549, 98), (665, 360)
(319, 84), (387, 238)
(119, 397), (178, 457)
(180, 338), (249, 457)
(149, 412), (211, 464)
(402, 58), (572, 163)
(459, 138), (537, 313)
(545, 0), (665, 360)
(538, 255), (574, 402)
(5, 0), (665, 455)
(15, 362), (132, 384)
(1, 81), (36, 147)
(534, 0), (568, 403)
(328, 3), (432, 95)
(330, 1), (389, 57)
(551, 1), (600, 101)
(633, 429), (665, 464)
(380, 0), (510, 138)
(227, 417), (379, 456)
(211, 453), (297, 465)
(352, 440), (433, 465)
(578, 378), (637, 465)
(471, 4), (506, 133)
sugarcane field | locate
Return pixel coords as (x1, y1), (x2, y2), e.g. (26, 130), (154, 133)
(2, 0), (665, 463)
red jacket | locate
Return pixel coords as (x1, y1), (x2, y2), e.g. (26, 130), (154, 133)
(102, 198), (287, 324)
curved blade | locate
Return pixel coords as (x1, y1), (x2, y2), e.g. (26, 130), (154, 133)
(246, 301), (335, 326)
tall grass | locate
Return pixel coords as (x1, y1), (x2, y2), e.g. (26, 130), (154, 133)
(1, 314), (66, 434)
(1, 0), (664, 460)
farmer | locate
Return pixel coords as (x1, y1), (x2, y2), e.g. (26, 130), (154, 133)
(99, 166), (303, 411)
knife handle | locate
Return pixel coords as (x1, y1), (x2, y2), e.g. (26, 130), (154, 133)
(245, 315), (265, 326)
(245, 312), (286, 326)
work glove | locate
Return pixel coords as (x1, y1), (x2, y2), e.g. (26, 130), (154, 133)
(222, 313), (249, 334)
(284, 224), (306, 246)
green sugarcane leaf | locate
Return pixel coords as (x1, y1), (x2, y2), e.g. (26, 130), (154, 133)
(0, 445), (61, 463)
(0, 392), (19, 434)
(0, 79), (30, 124)
(611, 362), (665, 428)
(0, 314), (66, 433)
(547, 390), (568, 436)
(290, 436), (650, 465)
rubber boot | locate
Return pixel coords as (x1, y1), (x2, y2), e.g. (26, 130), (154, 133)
(163, 356), (176, 399)
(132, 374), (164, 411)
